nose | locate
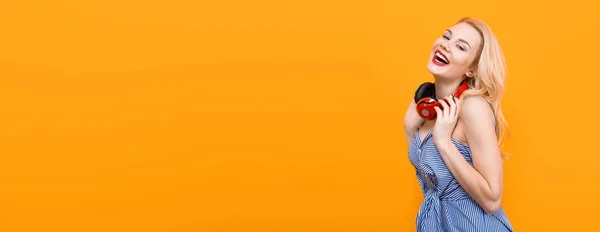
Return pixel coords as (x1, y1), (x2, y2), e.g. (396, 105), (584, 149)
(441, 41), (451, 52)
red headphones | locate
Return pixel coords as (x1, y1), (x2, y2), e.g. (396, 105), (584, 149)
(414, 80), (469, 120)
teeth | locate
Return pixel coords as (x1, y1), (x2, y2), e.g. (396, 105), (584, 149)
(435, 52), (448, 64)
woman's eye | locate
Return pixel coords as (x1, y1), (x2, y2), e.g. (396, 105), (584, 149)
(457, 45), (465, 51)
(443, 35), (450, 40)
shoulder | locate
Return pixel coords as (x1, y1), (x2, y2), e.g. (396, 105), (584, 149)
(459, 96), (499, 155)
(460, 96), (492, 116)
(459, 95), (495, 129)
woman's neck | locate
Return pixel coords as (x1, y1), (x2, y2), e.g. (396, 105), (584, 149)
(434, 78), (465, 100)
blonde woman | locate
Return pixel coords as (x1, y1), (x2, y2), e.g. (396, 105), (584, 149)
(403, 17), (514, 231)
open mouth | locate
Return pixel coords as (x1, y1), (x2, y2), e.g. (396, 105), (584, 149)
(433, 50), (449, 65)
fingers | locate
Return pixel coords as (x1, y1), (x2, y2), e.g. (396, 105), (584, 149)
(455, 96), (462, 117)
(445, 95), (456, 118)
(437, 95), (460, 119)
(434, 106), (442, 119)
(438, 98), (450, 118)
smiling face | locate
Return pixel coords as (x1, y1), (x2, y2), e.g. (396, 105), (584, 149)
(427, 22), (483, 80)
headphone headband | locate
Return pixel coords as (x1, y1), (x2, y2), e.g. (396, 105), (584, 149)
(452, 80), (469, 99)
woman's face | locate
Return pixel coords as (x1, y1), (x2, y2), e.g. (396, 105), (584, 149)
(427, 22), (482, 80)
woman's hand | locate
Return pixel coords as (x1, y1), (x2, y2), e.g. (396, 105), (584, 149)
(432, 95), (462, 147)
(404, 99), (425, 133)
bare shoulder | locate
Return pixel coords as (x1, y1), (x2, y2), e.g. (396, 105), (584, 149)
(459, 96), (497, 145)
(460, 96), (494, 121)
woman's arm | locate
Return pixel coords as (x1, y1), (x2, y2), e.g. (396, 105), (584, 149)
(433, 96), (504, 214)
(404, 127), (417, 148)
(404, 100), (425, 147)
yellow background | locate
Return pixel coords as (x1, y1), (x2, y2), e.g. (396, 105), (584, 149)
(1, 0), (599, 231)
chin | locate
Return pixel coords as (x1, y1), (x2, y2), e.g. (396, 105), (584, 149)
(427, 62), (447, 77)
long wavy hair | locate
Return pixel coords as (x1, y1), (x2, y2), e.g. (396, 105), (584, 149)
(457, 17), (510, 159)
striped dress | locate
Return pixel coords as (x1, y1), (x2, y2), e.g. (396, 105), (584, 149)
(408, 100), (514, 231)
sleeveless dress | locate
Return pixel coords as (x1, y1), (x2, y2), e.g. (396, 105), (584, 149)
(408, 96), (514, 231)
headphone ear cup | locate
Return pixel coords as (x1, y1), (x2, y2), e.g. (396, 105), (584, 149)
(414, 82), (435, 103)
(417, 98), (439, 120)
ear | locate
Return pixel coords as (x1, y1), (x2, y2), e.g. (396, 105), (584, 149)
(466, 70), (475, 78)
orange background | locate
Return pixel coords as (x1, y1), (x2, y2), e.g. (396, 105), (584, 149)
(1, 0), (599, 231)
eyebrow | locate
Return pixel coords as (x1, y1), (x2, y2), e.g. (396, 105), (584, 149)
(445, 29), (472, 49)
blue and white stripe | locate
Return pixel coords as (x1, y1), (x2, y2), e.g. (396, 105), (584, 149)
(408, 108), (514, 231)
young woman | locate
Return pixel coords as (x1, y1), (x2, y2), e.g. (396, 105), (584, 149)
(403, 17), (514, 231)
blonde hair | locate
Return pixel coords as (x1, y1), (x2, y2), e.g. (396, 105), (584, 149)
(456, 17), (510, 159)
